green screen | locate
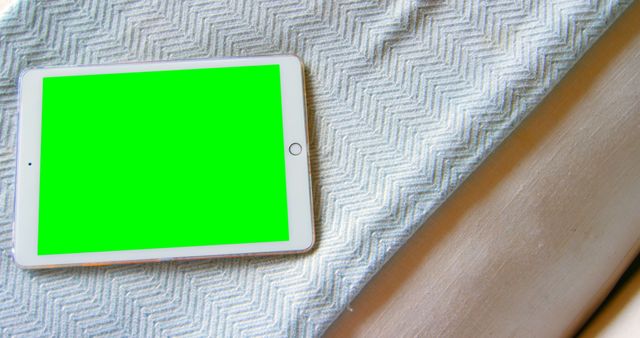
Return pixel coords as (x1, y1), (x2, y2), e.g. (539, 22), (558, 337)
(38, 65), (289, 255)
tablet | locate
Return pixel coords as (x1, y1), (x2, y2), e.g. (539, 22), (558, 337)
(13, 55), (314, 268)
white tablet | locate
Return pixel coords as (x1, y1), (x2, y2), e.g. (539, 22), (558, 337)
(13, 55), (314, 269)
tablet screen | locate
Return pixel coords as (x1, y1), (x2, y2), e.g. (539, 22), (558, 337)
(37, 65), (289, 255)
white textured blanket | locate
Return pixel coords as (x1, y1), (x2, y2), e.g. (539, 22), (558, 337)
(0, 0), (633, 336)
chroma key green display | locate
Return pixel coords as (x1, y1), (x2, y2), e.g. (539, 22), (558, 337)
(37, 65), (289, 255)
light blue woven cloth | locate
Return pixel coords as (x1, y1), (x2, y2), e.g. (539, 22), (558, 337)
(0, 0), (633, 336)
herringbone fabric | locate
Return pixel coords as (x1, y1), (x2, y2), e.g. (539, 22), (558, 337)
(0, 0), (633, 336)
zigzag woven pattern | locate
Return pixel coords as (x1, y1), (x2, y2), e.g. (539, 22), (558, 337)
(0, 0), (633, 336)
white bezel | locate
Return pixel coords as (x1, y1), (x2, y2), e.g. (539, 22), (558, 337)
(13, 55), (314, 269)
